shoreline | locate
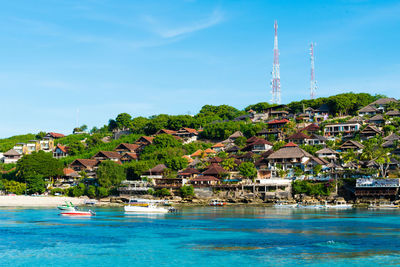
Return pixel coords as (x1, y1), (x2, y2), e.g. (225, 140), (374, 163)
(0, 196), (86, 207)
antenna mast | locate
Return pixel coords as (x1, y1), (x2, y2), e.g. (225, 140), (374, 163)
(271, 20), (281, 104)
(310, 43), (317, 99)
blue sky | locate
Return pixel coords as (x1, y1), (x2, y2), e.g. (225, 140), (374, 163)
(1, 0), (399, 137)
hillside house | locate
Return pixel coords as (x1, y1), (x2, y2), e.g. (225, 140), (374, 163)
(3, 149), (22, 164)
(120, 152), (138, 163)
(324, 122), (361, 137)
(368, 114), (385, 126)
(114, 143), (140, 154)
(316, 147), (339, 160)
(369, 98), (398, 112)
(53, 144), (69, 159)
(190, 176), (219, 186)
(91, 151), (121, 162)
(142, 164), (168, 180)
(360, 125), (383, 140)
(70, 159), (100, 172)
(340, 140), (364, 153)
(386, 110), (400, 118)
(267, 142), (314, 172)
(358, 105), (379, 116)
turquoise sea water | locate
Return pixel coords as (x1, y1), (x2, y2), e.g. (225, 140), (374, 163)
(1, 207), (400, 266)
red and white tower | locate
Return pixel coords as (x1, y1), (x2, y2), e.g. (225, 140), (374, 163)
(271, 20), (281, 104)
(310, 43), (317, 99)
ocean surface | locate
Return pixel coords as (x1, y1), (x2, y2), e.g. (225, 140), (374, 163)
(1, 206), (400, 266)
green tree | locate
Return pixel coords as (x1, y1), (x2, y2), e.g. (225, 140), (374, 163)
(155, 188), (171, 197)
(238, 162), (257, 181)
(86, 185), (97, 198)
(234, 136), (247, 147)
(179, 185), (194, 198)
(97, 187), (109, 198)
(68, 140), (85, 156)
(313, 165), (322, 176)
(16, 151), (63, 185)
(72, 183), (85, 197)
(125, 161), (151, 180)
(165, 157), (188, 171)
(26, 174), (46, 194)
(221, 158), (237, 171)
(153, 134), (182, 148)
(96, 161), (126, 188)
(116, 113), (132, 130)
(2, 180), (26, 195)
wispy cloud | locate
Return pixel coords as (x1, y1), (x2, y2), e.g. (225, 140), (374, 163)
(145, 9), (224, 38)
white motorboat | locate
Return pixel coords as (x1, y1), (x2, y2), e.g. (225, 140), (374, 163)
(57, 202), (76, 211)
(209, 199), (226, 206)
(60, 209), (95, 216)
(369, 204), (399, 210)
(325, 200), (353, 209)
(124, 199), (172, 213)
(273, 202), (297, 208)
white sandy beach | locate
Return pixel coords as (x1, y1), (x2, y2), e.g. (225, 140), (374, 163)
(0, 195), (86, 207)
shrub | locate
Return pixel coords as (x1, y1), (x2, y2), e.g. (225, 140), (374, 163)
(155, 188), (171, 197)
(179, 185), (194, 198)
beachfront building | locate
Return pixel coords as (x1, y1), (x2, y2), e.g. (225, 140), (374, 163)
(267, 143), (314, 172)
(355, 178), (400, 200)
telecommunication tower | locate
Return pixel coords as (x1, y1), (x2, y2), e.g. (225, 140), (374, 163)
(310, 43), (317, 99)
(271, 20), (281, 104)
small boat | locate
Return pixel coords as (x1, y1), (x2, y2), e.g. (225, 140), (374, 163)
(57, 202), (76, 211)
(209, 199), (226, 206)
(296, 204), (325, 209)
(60, 209), (95, 216)
(124, 199), (172, 213)
(273, 201), (297, 208)
(325, 201), (353, 209)
(369, 203), (400, 210)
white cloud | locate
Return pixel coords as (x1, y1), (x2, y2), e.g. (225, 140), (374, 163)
(145, 9), (224, 38)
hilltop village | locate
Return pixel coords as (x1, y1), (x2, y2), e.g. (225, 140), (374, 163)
(1, 93), (400, 204)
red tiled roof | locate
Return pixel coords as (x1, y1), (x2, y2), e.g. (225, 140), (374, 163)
(182, 127), (198, 134)
(156, 129), (178, 135)
(204, 148), (216, 154)
(93, 151), (121, 159)
(246, 136), (260, 143)
(63, 168), (75, 175)
(122, 152), (138, 160)
(212, 143), (224, 148)
(115, 143), (140, 152)
(288, 132), (310, 140)
(137, 136), (154, 144)
(301, 123), (320, 132)
(191, 149), (203, 157)
(284, 142), (298, 147)
(268, 119), (289, 124)
(47, 132), (65, 138)
(71, 159), (99, 168)
(203, 163), (227, 175)
(56, 144), (69, 153)
(208, 157), (224, 163)
(250, 139), (273, 145)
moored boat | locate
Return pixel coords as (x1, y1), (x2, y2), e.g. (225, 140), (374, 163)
(60, 210), (95, 216)
(325, 200), (353, 209)
(124, 199), (172, 213)
(57, 201), (76, 211)
(209, 199), (226, 206)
